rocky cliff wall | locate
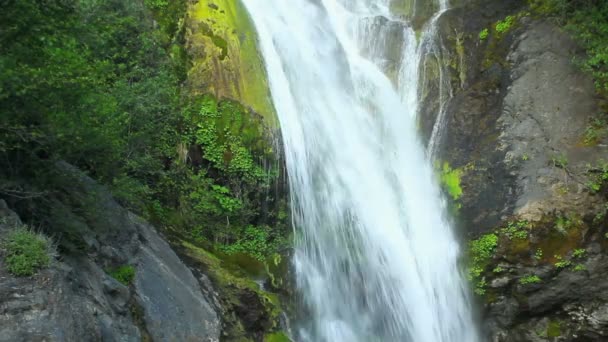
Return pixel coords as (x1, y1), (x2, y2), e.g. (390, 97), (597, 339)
(422, 1), (608, 340)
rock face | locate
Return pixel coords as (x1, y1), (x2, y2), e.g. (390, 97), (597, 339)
(0, 163), (220, 342)
(185, 0), (276, 126)
(422, 1), (608, 341)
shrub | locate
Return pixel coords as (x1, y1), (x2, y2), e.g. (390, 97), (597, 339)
(4, 227), (53, 276)
(108, 265), (136, 285)
(496, 16), (515, 34)
(519, 275), (542, 284)
(572, 248), (586, 258)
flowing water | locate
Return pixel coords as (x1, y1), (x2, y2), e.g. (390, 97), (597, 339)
(242, 0), (478, 341)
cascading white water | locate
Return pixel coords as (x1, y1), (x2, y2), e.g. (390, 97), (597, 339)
(242, 0), (478, 341)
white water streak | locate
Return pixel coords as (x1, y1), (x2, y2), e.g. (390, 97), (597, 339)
(242, 0), (478, 341)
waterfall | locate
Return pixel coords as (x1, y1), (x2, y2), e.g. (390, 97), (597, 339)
(242, 0), (478, 341)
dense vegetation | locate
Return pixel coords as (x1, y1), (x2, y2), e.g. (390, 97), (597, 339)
(3, 226), (53, 276)
(531, 0), (608, 97)
(0, 0), (287, 261)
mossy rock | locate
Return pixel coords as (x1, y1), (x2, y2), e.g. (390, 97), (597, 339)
(186, 0), (276, 127)
(264, 331), (291, 342)
(180, 241), (284, 339)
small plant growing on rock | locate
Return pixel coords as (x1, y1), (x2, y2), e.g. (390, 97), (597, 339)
(495, 16), (515, 35)
(551, 154), (568, 169)
(534, 248), (543, 260)
(468, 233), (498, 295)
(3, 226), (53, 277)
(492, 266), (504, 273)
(501, 220), (529, 240)
(519, 275), (542, 285)
(573, 264), (587, 272)
(479, 28), (489, 41)
(107, 265), (136, 285)
(572, 248), (586, 258)
(554, 255), (571, 269)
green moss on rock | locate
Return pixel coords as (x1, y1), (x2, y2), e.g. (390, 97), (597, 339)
(264, 332), (291, 342)
(186, 0), (276, 126)
(439, 162), (463, 200)
(180, 241), (284, 340)
(547, 320), (561, 337)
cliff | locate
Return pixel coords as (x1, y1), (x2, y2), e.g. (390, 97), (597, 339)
(421, 0), (608, 340)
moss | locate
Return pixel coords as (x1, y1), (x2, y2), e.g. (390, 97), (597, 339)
(187, 0), (276, 126)
(264, 332), (291, 342)
(440, 162), (463, 200)
(547, 320), (561, 338)
(180, 241), (284, 338)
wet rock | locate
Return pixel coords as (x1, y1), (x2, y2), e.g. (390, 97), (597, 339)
(0, 164), (220, 341)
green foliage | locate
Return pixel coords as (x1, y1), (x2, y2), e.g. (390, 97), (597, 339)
(572, 248), (586, 258)
(554, 255), (572, 269)
(439, 162), (463, 201)
(586, 161), (608, 193)
(583, 116), (607, 145)
(530, 0), (608, 97)
(519, 274), (542, 284)
(468, 233), (499, 295)
(264, 332), (291, 342)
(573, 263), (587, 271)
(0, 0), (288, 261)
(479, 28), (489, 41)
(495, 16), (515, 35)
(552, 154), (569, 169)
(3, 227), (52, 276)
(534, 248), (543, 260)
(107, 265), (136, 285)
(217, 225), (287, 261)
(501, 220), (529, 240)
(492, 266), (504, 273)
(547, 321), (561, 338)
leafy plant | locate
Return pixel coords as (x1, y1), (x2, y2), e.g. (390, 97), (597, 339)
(4, 227), (53, 276)
(572, 248), (586, 258)
(519, 275), (542, 284)
(554, 255), (571, 269)
(501, 220), (529, 240)
(107, 265), (136, 285)
(573, 264), (587, 271)
(534, 248), (543, 260)
(468, 233), (499, 295)
(479, 28), (489, 41)
(552, 154), (568, 169)
(496, 16), (515, 35)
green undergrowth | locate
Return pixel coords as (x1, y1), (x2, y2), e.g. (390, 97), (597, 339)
(530, 0), (608, 98)
(468, 233), (498, 295)
(0, 0), (288, 262)
(107, 265), (136, 285)
(468, 212), (597, 297)
(3, 226), (54, 276)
